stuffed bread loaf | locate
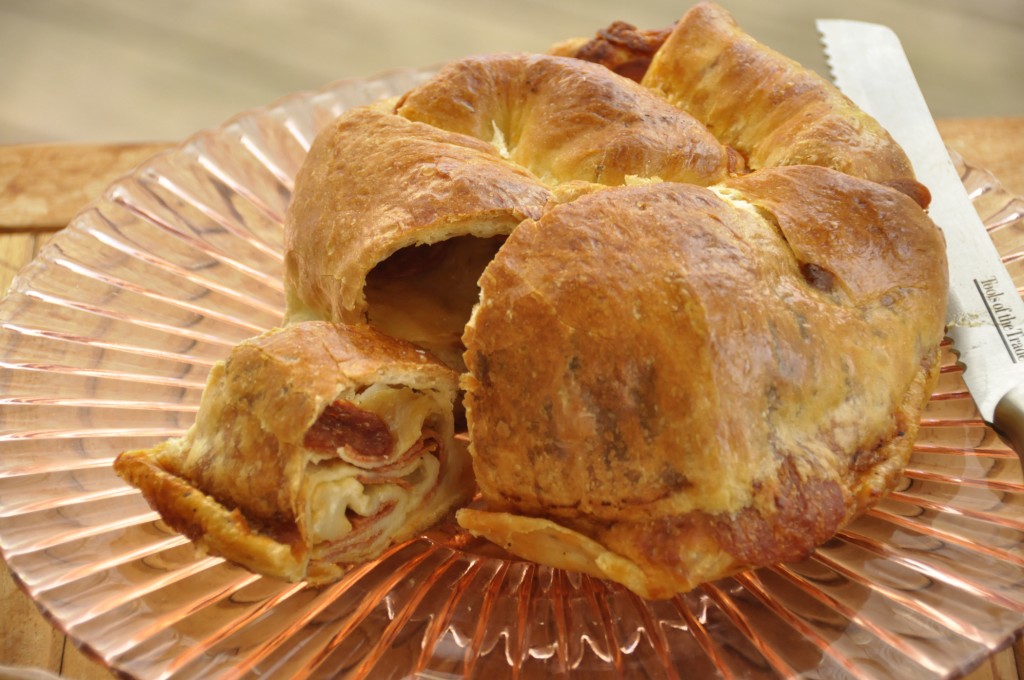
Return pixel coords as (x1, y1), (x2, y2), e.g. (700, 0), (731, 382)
(280, 1), (946, 597)
(114, 321), (471, 583)
(456, 166), (947, 598)
(119, 1), (948, 597)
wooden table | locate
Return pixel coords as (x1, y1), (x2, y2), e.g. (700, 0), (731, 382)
(1, 118), (1023, 679)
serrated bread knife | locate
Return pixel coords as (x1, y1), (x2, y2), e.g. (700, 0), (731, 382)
(817, 19), (1024, 456)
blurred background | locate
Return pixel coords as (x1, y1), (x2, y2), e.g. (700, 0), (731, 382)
(1, 0), (1021, 146)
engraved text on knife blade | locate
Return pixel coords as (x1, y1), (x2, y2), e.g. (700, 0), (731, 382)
(974, 275), (1024, 363)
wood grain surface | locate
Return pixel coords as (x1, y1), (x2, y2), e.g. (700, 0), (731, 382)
(0, 143), (173, 231)
(1, 118), (1023, 678)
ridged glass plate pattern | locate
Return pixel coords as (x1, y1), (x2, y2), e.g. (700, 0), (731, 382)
(2, 67), (1024, 679)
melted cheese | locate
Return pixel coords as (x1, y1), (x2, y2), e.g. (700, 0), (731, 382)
(349, 384), (435, 462)
(490, 120), (512, 159)
(624, 174), (664, 186)
(299, 361), (455, 551)
(305, 452), (440, 545)
(302, 383), (446, 547)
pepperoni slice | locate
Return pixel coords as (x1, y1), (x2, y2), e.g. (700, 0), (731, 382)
(304, 400), (395, 458)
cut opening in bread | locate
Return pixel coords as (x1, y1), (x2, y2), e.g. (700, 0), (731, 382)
(364, 235), (506, 372)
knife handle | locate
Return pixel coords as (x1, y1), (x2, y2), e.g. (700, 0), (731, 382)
(993, 383), (1024, 462)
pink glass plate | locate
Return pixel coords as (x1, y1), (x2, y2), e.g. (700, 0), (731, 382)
(2, 67), (1024, 680)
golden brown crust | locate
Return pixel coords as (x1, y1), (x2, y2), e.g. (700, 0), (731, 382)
(395, 53), (735, 186)
(558, 3), (917, 187)
(459, 352), (936, 600)
(284, 106), (551, 326)
(115, 321), (471, 584)
(459, 167), (946, 597)
(285, 52), (739, 377)
(285, 53), (738, 332)
(115, 442), (320, 582)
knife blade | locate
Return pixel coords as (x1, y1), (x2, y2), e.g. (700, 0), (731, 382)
(817, 19), (1024, 455)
